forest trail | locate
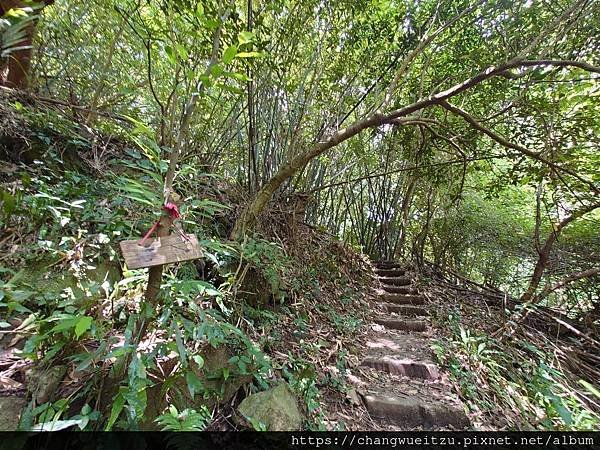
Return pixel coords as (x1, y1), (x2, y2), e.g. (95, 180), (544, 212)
(358, 262), (470, 430)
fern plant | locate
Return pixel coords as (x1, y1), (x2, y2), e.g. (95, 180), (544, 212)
(155, 405), (212, 431)
(1, 4), (39, 58)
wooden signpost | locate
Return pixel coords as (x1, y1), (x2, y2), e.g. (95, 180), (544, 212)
(120, 233), (202, 270)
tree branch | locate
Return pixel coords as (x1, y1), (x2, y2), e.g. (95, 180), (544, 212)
(232, 58), (600, 237)
(439, 100), (599, 194)
(535, 268), (600, 303)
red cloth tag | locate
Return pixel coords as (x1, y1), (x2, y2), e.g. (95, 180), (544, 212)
(163, 202), (181, 219)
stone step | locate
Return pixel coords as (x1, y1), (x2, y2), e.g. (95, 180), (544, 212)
(378, 276), (412, 286)
(374, 261), (404, 269)
(382, 285), (418, 295)
(374, 318), (427, 332)
(363, 393), (470, 429)
(362, 356), (439, 380)
(378, 294), (425, 305)
(383, 304), (428, 316)
(375, 268), (406, 277)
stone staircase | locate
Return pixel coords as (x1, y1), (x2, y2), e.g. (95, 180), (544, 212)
(359, 261), (470, 430)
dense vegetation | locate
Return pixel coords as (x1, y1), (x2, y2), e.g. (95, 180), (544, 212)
(0, 0), (598, 432)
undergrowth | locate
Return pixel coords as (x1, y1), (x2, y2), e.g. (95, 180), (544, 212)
(0, 99), (371, 431)
(432, 307), (600, 431)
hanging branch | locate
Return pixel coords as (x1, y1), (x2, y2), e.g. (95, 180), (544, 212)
(231, 58), (600, 239)
(303, 153), (517, 194)
(533, 268), (600, 303)
(439, 100), (599, 194)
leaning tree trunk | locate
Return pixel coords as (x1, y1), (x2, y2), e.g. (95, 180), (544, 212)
(229, 59), (600, 240)
(520, 201), (600, 303)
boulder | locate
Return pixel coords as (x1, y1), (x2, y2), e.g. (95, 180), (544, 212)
(237, 383), (303, 431)
(28, 365), (67, 405)
(0, 396), (27, 430)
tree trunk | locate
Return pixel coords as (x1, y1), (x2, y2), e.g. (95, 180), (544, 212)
(520, 202), (600, 302)
(0, 0), (54, 89)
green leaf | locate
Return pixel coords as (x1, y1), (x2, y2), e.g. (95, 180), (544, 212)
(210, 63), (224, 78)
(31, 419), (85, 431)
(50, 316), (79, 333)
(579, 380), (600, 399)
(216, 84), (244, 95)
(195, 3), (204, 17)
(244, 414), (267, 431)
(193, 355), (205, 369)
(185, 370), (203, 400)
(164, 46), (177, 65)
(172, 320), (187, 367)
(236, 51), (263, 58)
(1, 189), (16, 216)
(175, 43), (188, 60)
(205, 18), (219, 30)
(75, 316), (93, 339)
(222, 45), (237, 64)
(549, 394), (572, 425)
(238, 31), (255, 45)
(105, 392), (125, 431)
(223, 71), (251, 82)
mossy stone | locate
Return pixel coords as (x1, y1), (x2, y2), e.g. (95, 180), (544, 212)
(237, 383), (303, 431)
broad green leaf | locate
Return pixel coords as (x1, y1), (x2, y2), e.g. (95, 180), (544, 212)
(105, 392), (125, 431)
(50, 316), (79, 333)
(236, 51), (263, 58)
(164, 46), (177, 65)
(579, 380), (600, 399)
(193, 355), (205, 369)
(210, 64), (224, 78)
(238, 31), (255, 45)
(185, 370), (203, 399)
(222, 45), (237, 64)
(175, 43), (188, 60)
(31, 419), (85, 431)
(216, 84), (244, 95)
(75, 316), (93, 339)
(172, 320), (187, 367)
(549, 394), (572, 425)
(224, 71), (251, 82)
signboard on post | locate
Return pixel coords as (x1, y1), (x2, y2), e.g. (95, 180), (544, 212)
(120, 234), (202, 270)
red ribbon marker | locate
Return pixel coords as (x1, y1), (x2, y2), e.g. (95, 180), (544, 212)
(138, 202), (190, 246)
(164, 202), (181, 219)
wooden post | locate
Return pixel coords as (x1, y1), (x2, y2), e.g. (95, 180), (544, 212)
(144, 213), (174, 304)
(130, 212), (173, 344)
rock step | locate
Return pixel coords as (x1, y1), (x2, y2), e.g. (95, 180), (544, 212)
(378, 294), (425, 305)
(363, 394), (470, 429)
(374, 268), (406, 277)
(382, 285), (418, 294)
(375, 318), (427, 332)
(378, 276), (412, 286)
(362, 356), (439, 380)
(383, 304), (428, 316)
(374, 261), (404, 269)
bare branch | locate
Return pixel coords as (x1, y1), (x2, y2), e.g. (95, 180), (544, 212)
(439, 100), (599, 194)
(535, 268), (600, 302)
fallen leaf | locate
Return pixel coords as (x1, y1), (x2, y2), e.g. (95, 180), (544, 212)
(0, 375), (23, 390)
